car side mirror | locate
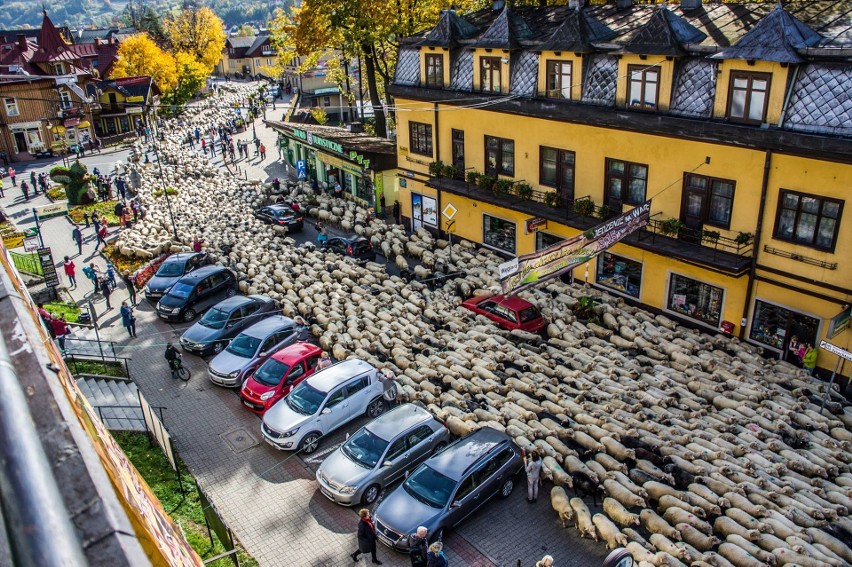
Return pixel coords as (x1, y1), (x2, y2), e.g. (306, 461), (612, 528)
(321, 408), (331, 415)
(450, 500), (462, 509)
(382, 460), (393, 467)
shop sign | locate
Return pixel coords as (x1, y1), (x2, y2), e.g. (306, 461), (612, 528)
(819, 340), (852, 362)
(292, 128), (343, 154)
(348, 150), (370, 170)
(320, 152), (364, 178)
(500, 201), (651, 295)
(828, 306), (851, 339)
(399, 178), (407, 188)
(34, 202), (68, 220)
(23, 236), (40, 252)
(525, 217), (547, 234)
(37, 247), (60, 288)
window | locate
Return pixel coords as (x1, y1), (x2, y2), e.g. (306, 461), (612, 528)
(485, 135), (514, 177)
(323, 96), (331, 107)
(749, 300), (819, 354)
(667, 273), (724, 327)
(406, 425), (434, 448)
(262, 45), (273, 55)
(628, 65), (660, 109)
(425, 54), (444, 88)
(455, 475), (477, 501)
(483, 214), (516, 254)
(539, 146), (575, 195)
(59, 90), (72, 110)
(480, 57), (502, 94)
(728, 71), (770, 124)
(386, 437), (408, 461)
(287, 364), (305, 383)
(4, 98), (18, 117)
(53, 63), (64, 75)
(409, 122), (433, 157)
(326, 387), (346, 408)
(345, 375), (369, 397)
(774, 190), (843, 251)
(536, 232), (565, 252)
(605, 159), (647, 206)
(683, 174), (736, 229)
(596, 253), (642, 298)
(545, 60), (572, 99)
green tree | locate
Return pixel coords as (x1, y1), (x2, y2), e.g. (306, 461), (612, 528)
(122, 0), (167, 44)
(235, 24), (255, 37)
(164, 6), (226, 71)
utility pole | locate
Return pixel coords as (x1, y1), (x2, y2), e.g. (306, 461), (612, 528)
(150, 144), (179, 240)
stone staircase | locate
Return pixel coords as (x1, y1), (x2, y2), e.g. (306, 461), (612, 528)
(76, 376), (146, 432)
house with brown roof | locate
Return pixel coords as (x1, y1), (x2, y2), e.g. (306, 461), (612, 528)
(217, 34), (279, 79)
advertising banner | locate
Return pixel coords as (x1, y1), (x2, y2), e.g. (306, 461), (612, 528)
(500, 201), (651, 295)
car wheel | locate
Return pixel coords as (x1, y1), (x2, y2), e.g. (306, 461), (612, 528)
(366, 398), (385, 418)
(362, 484), (380, 506)
(499, 477), (515, 499)
(182, 308), (196, 322)
(431, 442), (447, 456)
(226, 287), (237, 297)
(212, 341), (224, 354)
(300, 433), (320, 454)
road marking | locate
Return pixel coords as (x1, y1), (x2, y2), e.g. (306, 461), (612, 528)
(303, 441), (342, 464)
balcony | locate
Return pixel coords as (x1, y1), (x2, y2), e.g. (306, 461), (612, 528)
(57, 105), (84, 119)
(426, 174), (753, 276)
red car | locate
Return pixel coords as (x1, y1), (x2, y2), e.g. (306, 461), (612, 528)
(461, 294), (546, 333)
(239, 342), (323, 414)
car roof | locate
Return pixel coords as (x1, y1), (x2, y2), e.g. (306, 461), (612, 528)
(241, 315), (294, 338)
(164, 252), (199, 263)
(427, 427), (511, 481)
(212, 295), (253, 311)
(366, 404), (436, 441)
(271, 341), (321, 363)
(306, 359), (375, 392)
(484, 294), (536, 311)
(266, 204), (292, 211)
(176, 265), (229, 282)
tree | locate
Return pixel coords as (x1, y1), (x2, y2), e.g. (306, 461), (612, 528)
(122, 0), (166, 44)
(163, 7), (226, 71)
(111, 33), (177, 92)
(167, 51), (209, 110)
(236, 24), (255, 37)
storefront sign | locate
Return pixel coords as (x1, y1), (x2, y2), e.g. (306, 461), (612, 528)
(819, 340), (852, 362)
(23, 236), (40, 252)
(319, 151), (364, 178)
(828, 307), (852, 339)
(292, 128), (343, 154)
(34, 202), (68, 220)
(525, 217), (547, 234)
(500, 201), (651, 295)
(37, 247), (60, 288)
(348, 150), (370, 170)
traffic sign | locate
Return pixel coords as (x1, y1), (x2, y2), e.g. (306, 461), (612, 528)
(819, 340), (852, 362)
(296, 160), (307, 180)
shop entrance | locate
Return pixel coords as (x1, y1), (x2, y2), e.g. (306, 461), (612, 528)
(749, 299), (820, 362)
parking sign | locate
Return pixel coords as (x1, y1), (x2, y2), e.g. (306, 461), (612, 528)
(296, 160), (307, 180)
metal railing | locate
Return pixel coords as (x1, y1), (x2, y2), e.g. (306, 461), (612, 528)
(94, 404), (166, 429)
(9, 251), (43, 276)
(64, 352), (132, 380)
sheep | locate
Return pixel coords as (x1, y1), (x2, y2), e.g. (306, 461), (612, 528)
(570, 497), (596, 540)
(603, 497), (640, 527)
(550, 486), (574, 528)
(640, 509), (681, 541)
(593, 513), (627, 549)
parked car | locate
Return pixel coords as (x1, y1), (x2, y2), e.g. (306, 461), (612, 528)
(179, 295), (278, 356)
(207, 315), (299, 387)
(261, 359), (385, 453)
(254, 204), (304, 232)
(240, 342), (322, 413)
(461, 294), (546, 333)
(316, 404), (450, 506)
(321, 235), (376, 262)
(373, 427), (523, 550)
(156, 266), (237, 323)
(144, 252), (207, 302)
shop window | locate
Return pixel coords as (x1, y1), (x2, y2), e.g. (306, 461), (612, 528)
(480, 57), (502, 94)
(749, 300), (819, 355)
(409, 122), (433, 157)
(773, 190), (843, 252)
(485, 135), (514, 177)
(483, 214), (516, 254)
(605, 158), (647, 206)
(545, 60), (572, 99)
(596, 253), (642, 298)
(425, 54), (444, 88)
(539, 146), (575, 199)
(667, 273), (724, 327)
(727, 71), (770, 124)
(4, 98), (18, 117)
(535, 232), (564, 251)
(628, 65), (659, 110)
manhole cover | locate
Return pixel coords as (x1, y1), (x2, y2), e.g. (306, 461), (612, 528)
(221, 428), (259, 453)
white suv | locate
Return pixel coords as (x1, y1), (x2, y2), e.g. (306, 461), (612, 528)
(261, 359), (385, 453)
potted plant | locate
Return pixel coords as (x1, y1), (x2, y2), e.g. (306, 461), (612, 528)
(574, 296), (598, 322)
(544, 191), (560, 208)
(466, 171), (480, 185)
(493, 179), (512, 195)
(597, 204), (611, 220)
(428, 161), (444, 177)
(661, 218), (684, 236)
(735, 231), (753, 245)
(478, 174), (496, 191)
(442, 164), (458, 179)
(702, 229), (721, 244)
(573, 199), (595, 216)
(516, 182), (533, 199)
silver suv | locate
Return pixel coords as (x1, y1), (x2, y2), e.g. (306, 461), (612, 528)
(316, 404), (450, 506)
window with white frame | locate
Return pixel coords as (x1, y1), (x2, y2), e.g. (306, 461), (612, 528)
(4, 98), (19, 117)
(59, 90), (72, 109)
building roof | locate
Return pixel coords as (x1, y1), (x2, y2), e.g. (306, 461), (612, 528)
(226, 36), (255, 49)
(98, 75), (159, 101)
(469, 6), (535, 50)
(538, 8), (614, 53)
(267, 121), (397, 156)
(245, 34), (273, 57)
(71, 27), (134, 44)
(0, 38), (38, 74)
(31, 10), (76, 64)
(624, 6), (706, 56)
(417, 10), (479, 48)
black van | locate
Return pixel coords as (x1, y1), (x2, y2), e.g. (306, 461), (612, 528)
(156, 266), (238, 323)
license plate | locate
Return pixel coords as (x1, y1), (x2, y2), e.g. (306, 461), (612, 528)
(320, 487), (335, 501)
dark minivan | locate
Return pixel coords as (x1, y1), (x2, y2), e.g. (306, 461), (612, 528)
(157, 265), (237, 323)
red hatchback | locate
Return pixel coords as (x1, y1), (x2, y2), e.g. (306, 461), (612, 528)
(239, 342), (322, 414)
(461, 294), (546, 333)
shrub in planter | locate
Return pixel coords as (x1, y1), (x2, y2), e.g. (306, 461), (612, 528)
(661, 218), (684, 236)
(597, 204), (611, 220)
(516, 182), (533, 199)
(466, 171), (480, 184)
(544, 191), (560, 207)
(442, 164), (458, 179)
(493, 179), (512, 195)
(575, 296), (598, 321)
(478, 175), (496, 191)
(573, 199), (594, 216)
(735, 231), (753, 245)
(428, 161), (444, 177)
(702, 229), (721, 243)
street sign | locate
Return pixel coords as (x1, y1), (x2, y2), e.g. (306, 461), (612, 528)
(819, 340), (852, 362)
(442, 203), (457, 220)
(34, 202), (68, 220)
(23, 236), (39, 252)
(828, 307), (852, 339)
(296, 160), (307, 180)
(37, 247), (59, 288)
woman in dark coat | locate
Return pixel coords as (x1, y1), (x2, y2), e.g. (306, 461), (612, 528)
(351, 508), (382, 565)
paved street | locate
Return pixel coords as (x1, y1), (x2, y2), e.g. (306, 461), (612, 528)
(1, 85), (606, 567)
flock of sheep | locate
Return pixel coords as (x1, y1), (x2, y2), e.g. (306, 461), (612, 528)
(111, 83), (852, 567)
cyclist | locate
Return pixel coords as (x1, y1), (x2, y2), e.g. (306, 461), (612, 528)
(165, 343), (181, 379)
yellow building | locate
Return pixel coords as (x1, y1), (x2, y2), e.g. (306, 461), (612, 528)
(217, 35), (280, 79)
(94, 76), (160, 139)
(390, 1), (852, 376)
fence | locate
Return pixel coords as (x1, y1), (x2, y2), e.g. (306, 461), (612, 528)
(9, 251), (43, 276)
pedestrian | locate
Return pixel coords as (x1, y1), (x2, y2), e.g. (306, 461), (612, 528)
(8, 166), (15, 186)
(30, 171), (36, 193)
(317, 351), (332, 369)
(786, 335), (801, 366)
(209, 138), (216, 156)
(379, 193), (386, 218)
(105, 262), (117, 287)
(101, 214), (107, 228)
(201, 138), (207, 154)
(83, 263), (99, 294)
(425, 542), (447, 567)
(21, 179), (29, 200)
(131, 200), (139, 222)
(37, 302), (53, 333)
(392, 201), (401, 225)
(83, 211), (90, 227)
(378, 371), (399, 405)
(259, 143), (266, 160)
(93, 215), (101, 234)
(524, 450), (542, 503)
(192, 237), (204, 253)
(120, 301), (136, 337)
(254, 137), (260, 156)
(351, 508), (382, 565)
(71, 224), (83, 255)
(50, 314), (71, 352)
(802, 343), (818, 376)
(408, 527), (428, 567)
(95, 224), (107, 250)
(122, 271), (137, 305)
(63, 256), (77, 288)
(316, 221), (328, 245)
(535, 555), (554, 567)
(0, 177), (4, 198)
(294, 316), (309, 341)
(100, 276), (113, 309)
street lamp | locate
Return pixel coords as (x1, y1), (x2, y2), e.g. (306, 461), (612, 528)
(149, 143), (179, 240)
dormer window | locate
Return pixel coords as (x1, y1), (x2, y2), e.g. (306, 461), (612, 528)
(545, 60), (572, 99)
(53, 62), (64, 75)
(480, 57), (502, 94)
(425, 54), (443, 88)
(628, 65), (659, 110)
(262, 45), (273, 55)
(728, 71), (770, 124)
(59, 89), (72, 110)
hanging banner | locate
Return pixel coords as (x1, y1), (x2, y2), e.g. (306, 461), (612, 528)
(500, 201), (651, 295)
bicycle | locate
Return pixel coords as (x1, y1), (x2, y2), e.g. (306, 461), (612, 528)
(172, 357), (191, 381)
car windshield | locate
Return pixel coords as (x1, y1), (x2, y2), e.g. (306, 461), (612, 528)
(168, 282), (195, 299)
(341, 428), (389, 469)
(402, 465), (455, 508)
(518, 306), (540, 323)
(226, 334), (261, 358)
(254, 358), (290, 387)
(199, 307), (229, 329)
(156, 261), (185, 277)
(286, 383), (325, 415)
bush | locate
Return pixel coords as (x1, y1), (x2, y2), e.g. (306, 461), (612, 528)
(428, 161), (444, 177)
(573, 199), (594, 216)
(43, 301), (81, 323)
(493, 179), (512, 195)
(441, 164), (458, 179)
(661, 218), (684, 236)
(466, 171), (480, 184)
(46, 187), (67, 201)
(597, 204), (611, 220)
(478, 175), (496, 191)
(735, 231), (753, 245)
(544, 192), (560, 208)
(702, 229), (721, 243)
(516, 183), (533, 199)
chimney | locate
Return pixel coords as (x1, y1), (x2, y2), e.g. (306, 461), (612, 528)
(493, 0), (505, 11)
(17, 34), (26, 50)
(107, 36), (115, 45)
(680, 0), (701, 9)
(615, 0), (632, 9)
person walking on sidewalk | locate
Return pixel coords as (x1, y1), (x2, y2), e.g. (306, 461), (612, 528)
(30, 171), (36, 193)
(122, 271), (137, 305)
(63, 256), (77, 288)
(100, 276), (113, 310)
(254, 137), (260, 156)
(21, 179), (29, 200)
(351, 509), (382, 565)
(71, 224), (83, 255)
(425, 542), (447, 567)
(0, 177), (4, 198)
(50, 314), (71, 353)
(94, 223), (107, 250)
(8, 166), (15, 186)
(201, 138), (207, 154)
(392, 201), (401, 225)
(120, 301), (136, 337)
(92, 215), (100, 235)
(524, 450), (542, 503)
(83, 263), (99, 294)
(259, 143), (266, 161)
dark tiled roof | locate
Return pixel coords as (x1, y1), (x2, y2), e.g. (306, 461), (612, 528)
(417, 10), (479, 48)
(581, 54), (618, 107)
(625, 7), (706, 56)
(509, 51), (538, 96)
(469, 7), (535, 50)
(72, 28), (134, 44)
(538, 8), (614, 53)
(711, 3), (823, 63)
(670, 58), (717, 118)
(784, 64), (852, 136)
(0, 39), (38, 74)
(449, 49), (474, 91)
(394, 48), (421, 87)
(99, 76), (156, 101)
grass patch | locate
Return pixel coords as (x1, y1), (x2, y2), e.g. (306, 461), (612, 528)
(114, 432), (259, 567)
(44, 301), (82, 323)
(69, 201), (120, 226)
(65, 358), (128, 378)
(103, 244), (150, 274)
(46, 186), (67, 201)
